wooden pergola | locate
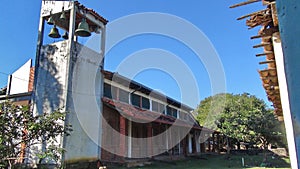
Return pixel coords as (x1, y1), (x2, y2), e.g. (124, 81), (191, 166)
(230, 0), (283, 120)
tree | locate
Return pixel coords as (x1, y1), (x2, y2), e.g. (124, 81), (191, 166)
(0, 101), (72, 168)
(195, 93), (286, 153)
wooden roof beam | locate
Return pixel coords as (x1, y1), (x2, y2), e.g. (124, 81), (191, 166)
(256, 51), (274, 57)
(259, 60), (275, 65)
(237, 9), (269, 20)
(230, 0), (262, 8)
(253, 42), (272, 48)
(251, 35), (272, 39)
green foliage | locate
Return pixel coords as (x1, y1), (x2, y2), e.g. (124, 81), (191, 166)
(0, 101), (72, 168)
(195, 93), (287, 148)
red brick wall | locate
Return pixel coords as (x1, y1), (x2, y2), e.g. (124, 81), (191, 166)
(101, 105), (122, 162)
(28, 67), (35, 92)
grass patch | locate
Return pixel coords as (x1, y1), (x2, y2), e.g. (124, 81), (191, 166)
(109, 154), (291, 169)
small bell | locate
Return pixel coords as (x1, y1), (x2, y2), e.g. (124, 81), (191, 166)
(48, 25), (61, 38)
(60, 12), (66, 21)
(47, 11), (54, 25)
(62, 31), (69, 39)
(60, 7), (66, 21)
(47, 16), (54, 25)
(75, 18), (91, 37)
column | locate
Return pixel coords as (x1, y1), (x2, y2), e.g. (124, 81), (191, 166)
(208, 136), (211, 152)
(196, 134), (200, 153)
(119, 116), (126, 161)
(212, 133), (215, 152)
(182, 136), (187, 156)
(188, 134), (192, 154)
(200, 142), (205, 153)
(166, 125), (169, 151)
(192, 133), (197, 153)
(147, 123), (153, 157)
(127, 120), (132, 158)
(217, 133), (220, 154)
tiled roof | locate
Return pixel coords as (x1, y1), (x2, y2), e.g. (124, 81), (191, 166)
(75, 1), (108, 25)
(44, 1), (108, 34)
(102, 97), (208, 131)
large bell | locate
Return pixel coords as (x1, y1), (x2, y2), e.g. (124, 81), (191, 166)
(48, 25), (61, 38)
(75, 18), (91, 37)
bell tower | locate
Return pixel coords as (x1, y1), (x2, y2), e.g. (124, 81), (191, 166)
(32, 1), (108, 165)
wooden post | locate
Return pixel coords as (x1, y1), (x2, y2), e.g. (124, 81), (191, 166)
(147, 123), (153, 157)
(200, 142), (205, 153)
(217, 133), (220, 154)
(182, 136), (187, 156)
(208, 136), (211, 152)
(119, 116), (126, 161)
(212, 133), (215, 152)
(192, 132), (197, 154)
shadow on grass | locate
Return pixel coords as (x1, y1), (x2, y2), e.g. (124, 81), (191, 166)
(109, 154), (291, 169)
(221, 154), (290, 169)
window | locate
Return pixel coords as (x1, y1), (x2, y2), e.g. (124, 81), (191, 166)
(152, 101), (165, 114)
(184, 113), (188, 120)
(166, 106), (172, 116)
(152, 101), (158, 112)
(142, 97), (150, 109)
(173, 110), (178, 119)
(166, 106), (178, 118)
(131, 93), (140, 107)
(119, 89), (129, 103)
(111, 86), (117, 100)
(103, 83), (117, 99)
(179, 111), (183, 119)
(103, 83), (112, 98)
(130, 93), (150, 110)
(179, 111), (188, 120)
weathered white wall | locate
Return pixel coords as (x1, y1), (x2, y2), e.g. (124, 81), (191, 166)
(276, 0), (300, 168)
(41, 1), (73, 17)
(33, 40), (104, 163)
(64, 43), (103, 162)
(34, 41), (69, 115)
(273, 33), (298, 169)
(7, 59), (32, 95)
(31, 40), (69, 164)
(32, 0), (106, 165)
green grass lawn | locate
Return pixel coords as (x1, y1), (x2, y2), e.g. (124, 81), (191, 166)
(110, 154), (291, 169)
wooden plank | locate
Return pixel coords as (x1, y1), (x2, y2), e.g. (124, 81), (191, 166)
(251, 34), (272, 39)
(230, 0), (261, 8)
(262, 0), (274, 5)
(271, 3), (279, 26)
(256, 51), (274, 57)
(253, 42), (271, 48)
(237, 9), (268, 20)
(251, 35), (263, 39)
(259, 60), (275, 65)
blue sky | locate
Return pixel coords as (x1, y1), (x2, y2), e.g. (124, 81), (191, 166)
(0, 0), (269, 108)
